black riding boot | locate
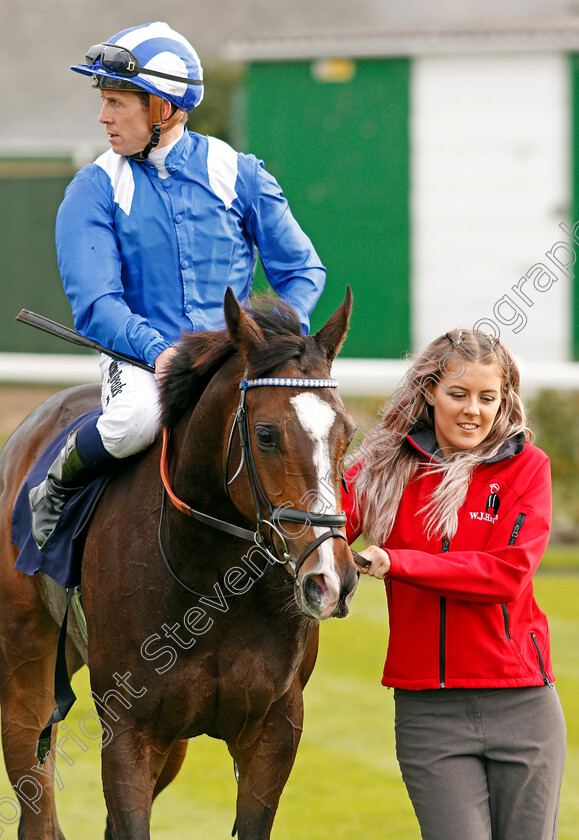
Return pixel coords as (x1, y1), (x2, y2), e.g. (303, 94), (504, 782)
(29, 430), (96, 551)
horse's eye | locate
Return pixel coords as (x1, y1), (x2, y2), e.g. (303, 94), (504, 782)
(255, 425), (277, 448)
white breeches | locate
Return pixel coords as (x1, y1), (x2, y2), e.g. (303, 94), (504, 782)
(96, 354), (162, 459)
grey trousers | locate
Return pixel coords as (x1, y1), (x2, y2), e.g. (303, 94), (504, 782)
(394, 686), (566, 840)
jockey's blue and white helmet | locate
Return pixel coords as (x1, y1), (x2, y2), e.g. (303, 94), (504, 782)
(71, 21), (204, 113)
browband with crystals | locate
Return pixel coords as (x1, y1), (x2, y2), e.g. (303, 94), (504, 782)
(240, 377), (338, 390)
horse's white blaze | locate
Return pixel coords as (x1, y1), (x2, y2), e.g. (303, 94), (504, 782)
(290, 393), (341, 608)
(290, 392), (336, 512)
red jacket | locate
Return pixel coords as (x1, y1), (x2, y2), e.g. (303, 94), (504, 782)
(343, 429), (555, 690)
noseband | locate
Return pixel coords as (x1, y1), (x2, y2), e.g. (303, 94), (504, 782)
(159, 376), (348, 590)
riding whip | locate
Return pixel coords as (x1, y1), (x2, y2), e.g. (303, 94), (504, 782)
(15, 309), (155, 373)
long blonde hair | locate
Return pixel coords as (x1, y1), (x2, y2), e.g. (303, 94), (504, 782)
(352, 330), (530, 544)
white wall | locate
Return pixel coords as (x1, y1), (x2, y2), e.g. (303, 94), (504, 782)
(411, 52), (572, 362)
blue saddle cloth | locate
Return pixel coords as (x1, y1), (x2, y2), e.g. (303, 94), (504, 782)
(11, 408), (109, 588)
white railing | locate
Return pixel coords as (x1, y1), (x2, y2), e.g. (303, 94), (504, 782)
(1, 353), (579, 396)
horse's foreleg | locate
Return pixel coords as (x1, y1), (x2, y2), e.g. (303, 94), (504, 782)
(101, 740), (189, 840)
(152, 739), (188, 801)
(100, 726), (173, 840)
(229, 684), (304, 840)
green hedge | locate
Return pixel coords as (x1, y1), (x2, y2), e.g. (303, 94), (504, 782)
(527, 390), (579, 542)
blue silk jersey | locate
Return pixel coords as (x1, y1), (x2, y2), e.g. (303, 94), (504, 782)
(56, 130), (326, 366)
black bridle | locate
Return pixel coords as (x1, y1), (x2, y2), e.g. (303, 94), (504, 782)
(159, 375), (348, 593)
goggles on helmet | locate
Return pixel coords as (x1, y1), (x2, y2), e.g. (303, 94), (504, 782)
(86, 43), (203, 86)
(90, 74), (141, 91)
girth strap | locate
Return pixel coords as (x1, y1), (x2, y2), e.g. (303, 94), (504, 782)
(36, 588), (77, 763)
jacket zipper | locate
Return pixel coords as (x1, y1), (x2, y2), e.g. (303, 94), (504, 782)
(439, 538), (450, 688)
(502, 513), (527, 639)
(530, 631), (552, 686)
(507, 512), (526, 546)
(502, 604), (511, 639)
(501, 513), (550, 685)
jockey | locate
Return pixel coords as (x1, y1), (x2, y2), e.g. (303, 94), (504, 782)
(29, 21), (326, 551)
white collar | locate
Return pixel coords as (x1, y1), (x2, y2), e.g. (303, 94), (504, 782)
(147, 128), (185, 179)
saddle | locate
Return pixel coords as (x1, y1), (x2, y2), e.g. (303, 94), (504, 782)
(11, 407), (110, 589)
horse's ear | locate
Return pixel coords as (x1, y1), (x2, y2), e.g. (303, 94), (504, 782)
(223, 287), (265, 356)
(313, 285), (353, 362)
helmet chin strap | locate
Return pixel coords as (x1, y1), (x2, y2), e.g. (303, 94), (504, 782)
(131, 94), (185, 162)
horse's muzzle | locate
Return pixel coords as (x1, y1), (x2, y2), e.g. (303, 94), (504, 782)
(300, 560), (358, 620)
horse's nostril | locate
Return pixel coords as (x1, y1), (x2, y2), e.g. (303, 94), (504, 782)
(345, 566), (359, 595)
(304, 577), (322, 606)
(304, 575), (324, 607)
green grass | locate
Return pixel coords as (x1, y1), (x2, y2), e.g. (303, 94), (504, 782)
(1, 566), (578, 838)
(540, 543), (579, 569)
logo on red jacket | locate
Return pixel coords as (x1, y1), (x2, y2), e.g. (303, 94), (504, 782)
(470, 483), (501, 523)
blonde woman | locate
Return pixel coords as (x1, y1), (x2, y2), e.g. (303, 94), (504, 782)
(344, 330), (566, 840)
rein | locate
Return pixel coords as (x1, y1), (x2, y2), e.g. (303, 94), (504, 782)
(160, 427), (255, 543)
(159, 375), (348, 592)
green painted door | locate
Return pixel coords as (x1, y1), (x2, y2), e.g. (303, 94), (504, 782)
(244, 57), (410, 358)
(0, 166), (82, 354)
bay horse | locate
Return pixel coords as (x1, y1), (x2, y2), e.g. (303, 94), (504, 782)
(0, 288), (359, 839)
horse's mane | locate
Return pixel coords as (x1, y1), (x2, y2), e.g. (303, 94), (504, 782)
(160, 295), (309, 428)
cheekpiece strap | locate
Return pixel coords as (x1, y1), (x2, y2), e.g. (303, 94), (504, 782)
(240, 377), (338, 390)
